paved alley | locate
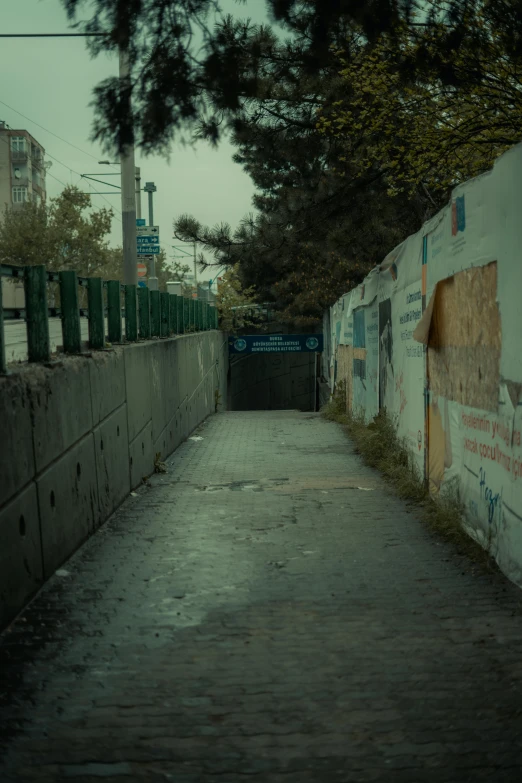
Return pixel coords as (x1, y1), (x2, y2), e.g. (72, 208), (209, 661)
(1, 411), (522, 782)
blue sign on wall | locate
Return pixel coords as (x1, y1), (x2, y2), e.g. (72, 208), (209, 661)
(136, 218), (146, 226)
(228, 334), (323, 354)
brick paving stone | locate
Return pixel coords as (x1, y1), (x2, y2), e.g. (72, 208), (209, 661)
(1, 410), (522, 781)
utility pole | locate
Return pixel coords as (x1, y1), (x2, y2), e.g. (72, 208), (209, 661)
(95, 161), (142, 216)
(119, 47), (138, 286)
(144, 181), (158, 291)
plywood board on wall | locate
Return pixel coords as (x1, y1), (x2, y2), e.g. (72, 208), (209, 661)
(428, 262), (501, 412)
(337, 345), (354, 413)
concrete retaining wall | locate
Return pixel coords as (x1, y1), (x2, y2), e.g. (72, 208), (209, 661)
(0, 331), (228, 629)
(229, 352), (316, 411)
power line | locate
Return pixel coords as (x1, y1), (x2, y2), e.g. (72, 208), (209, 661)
(0, 32), (125, 227)
(45, 170), (70, 190)
(43, 151), (123, 217)
(0, 34), (113, 171)
(0, 33), (106, 38)
(0, 98), (110, 165)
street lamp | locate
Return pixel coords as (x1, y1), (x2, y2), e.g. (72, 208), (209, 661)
(143, 182), (158, 290)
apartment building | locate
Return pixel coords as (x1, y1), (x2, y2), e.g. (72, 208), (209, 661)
(0, 123), (47, 309)
(0, 121), (47, 212)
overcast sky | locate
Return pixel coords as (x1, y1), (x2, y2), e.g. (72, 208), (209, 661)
(2, 0), (270, 279)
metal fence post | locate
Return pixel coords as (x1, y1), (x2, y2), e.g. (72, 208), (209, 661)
(0, 275), (6, 373)
(169, 294), (177, 334)
(160, 292), (169, 337)
(107, 280), (122, 343)
(138, 286), (151, 339)
(87, 277), (105, 349)
(24, 265), (50, 362)
(178, 296), (185, 334)
(183, 297), (189, 333)
(150, 290), (160, 336)
(189, 298), (195, 331)
(59, 270), (82, 354)
(125, 284), (138, 341)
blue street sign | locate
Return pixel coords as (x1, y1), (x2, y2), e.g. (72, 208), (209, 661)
(136, 218), (146, 226)
(228, 334), (323, 354)
(137, 235), (159, 245)
(137, 245), (160, 255)
(138, 280), (147, 288)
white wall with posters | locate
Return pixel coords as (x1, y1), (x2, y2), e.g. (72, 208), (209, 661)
(329, 140), (522, 586)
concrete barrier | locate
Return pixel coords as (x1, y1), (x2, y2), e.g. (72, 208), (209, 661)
(0, 331), (228, 629)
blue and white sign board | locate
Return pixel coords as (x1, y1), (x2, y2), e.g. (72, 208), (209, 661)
(136, 225), (159, 237)
(228, 334), (324, 354)
(137, 235), (159, 245)
(138, 280), (147, 288)
(136, 218), (146, 226)
(137, 245), (160, 255)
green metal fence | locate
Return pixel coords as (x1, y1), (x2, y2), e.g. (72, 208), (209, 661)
(0, 263), (220, 374)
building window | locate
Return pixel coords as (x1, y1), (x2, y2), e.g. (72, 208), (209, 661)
(11, 136), (26, 152)
(12, 187), (28, 203)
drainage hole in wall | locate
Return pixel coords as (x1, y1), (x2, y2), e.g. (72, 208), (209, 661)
(117, 425), (120, 436)
(142, 442), (145, 455)
(19, 515), (26, 537)
(130, 457), (133, 466)
(50, 490), (56, 509)
(100, 439), (104, 451)
(77, 462), (81, 479)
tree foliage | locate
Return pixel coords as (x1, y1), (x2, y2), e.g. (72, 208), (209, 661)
(62, 0), (522, 317)
(173, 14), (432, 317)
(318, 4), (522, 199)
(61, 0), (417, 153)
(215, 262), (257, 331)
(155, 257), (192, 293)
(61, 1), (522, 161)
(0, 186), (119, 277)
(0, 187), (188, 299)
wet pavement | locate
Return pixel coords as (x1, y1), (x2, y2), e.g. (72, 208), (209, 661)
(2, 410), (522, 782)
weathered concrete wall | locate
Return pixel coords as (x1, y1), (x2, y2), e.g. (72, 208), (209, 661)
(0, 331), (228, 629)
(229, 352), (316, 411)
